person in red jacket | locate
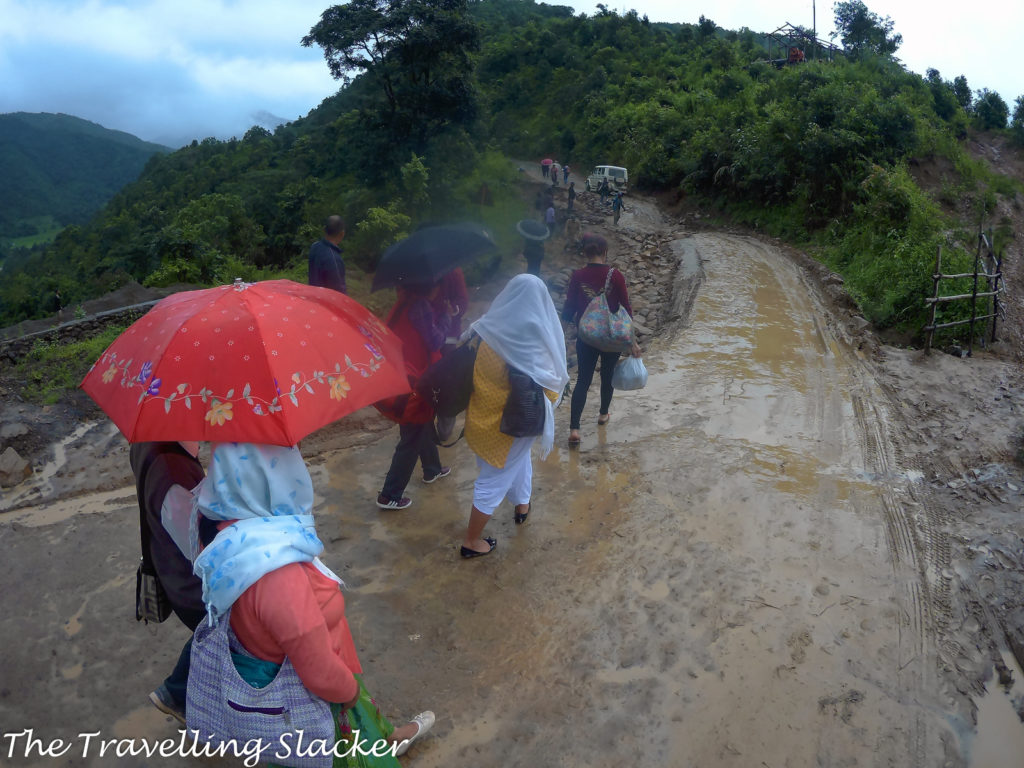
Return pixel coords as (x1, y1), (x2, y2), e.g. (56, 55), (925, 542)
(376, 284), (452, 509)
(561, 235), (641, 445)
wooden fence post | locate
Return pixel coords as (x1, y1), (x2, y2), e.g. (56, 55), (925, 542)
(925, 245), (941, 355)
(968, 235), (982, 357)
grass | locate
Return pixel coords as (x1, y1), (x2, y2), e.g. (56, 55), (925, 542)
(14, 325), (127, 405)
(2, 216), (63, 248)
(8, 227), (63, 249)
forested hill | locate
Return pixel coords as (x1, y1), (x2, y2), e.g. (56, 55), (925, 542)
(1, 0), (1020, 335)
(0, 112), (169, 244)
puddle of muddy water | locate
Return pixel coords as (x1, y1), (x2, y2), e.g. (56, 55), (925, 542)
(970, 651), (1024, 767)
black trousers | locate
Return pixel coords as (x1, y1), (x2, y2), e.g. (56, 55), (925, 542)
(381, 422), (442, 500)
(570, 337), (620, 429)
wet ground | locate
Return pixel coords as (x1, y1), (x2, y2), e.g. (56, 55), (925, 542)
(2, 181), (1024, 766)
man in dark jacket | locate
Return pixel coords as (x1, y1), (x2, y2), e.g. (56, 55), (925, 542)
(307, 215), (347, 294)
(130, 441), (205, 724)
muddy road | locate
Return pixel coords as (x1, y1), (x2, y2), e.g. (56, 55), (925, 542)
(2, 185), (1024, 767)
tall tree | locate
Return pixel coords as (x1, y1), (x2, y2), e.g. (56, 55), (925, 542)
(973, 89), (1009, 130)
(952, 75), (972, 112)
(832, 1), (902, 58)
(302, 0), (480, 164)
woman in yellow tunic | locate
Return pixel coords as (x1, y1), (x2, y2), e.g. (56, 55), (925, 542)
(460, 274), (569, 557)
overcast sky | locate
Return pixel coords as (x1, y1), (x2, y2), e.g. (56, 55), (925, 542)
(1, 0), (1020, 147)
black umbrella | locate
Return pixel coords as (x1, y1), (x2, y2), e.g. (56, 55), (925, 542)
(372, 223), (496, 292)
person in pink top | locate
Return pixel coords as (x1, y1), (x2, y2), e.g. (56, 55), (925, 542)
(192, 442), (435, 763)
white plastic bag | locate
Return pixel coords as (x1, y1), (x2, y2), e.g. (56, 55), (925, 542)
(611, 356), (648, 391)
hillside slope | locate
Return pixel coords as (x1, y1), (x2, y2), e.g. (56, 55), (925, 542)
(0, 112), (169, 239)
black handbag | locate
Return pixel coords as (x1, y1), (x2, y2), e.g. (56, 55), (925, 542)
(136, 560), (172, 624)
(136, 488), (172, 624)
(500, 367), (546, 437)
(415, 335), (481, 419)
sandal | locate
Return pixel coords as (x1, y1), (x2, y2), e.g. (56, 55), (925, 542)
(460, 537), (497, 558)
(568, 430), (581, 446)
(597, 414), (611, 425)
(514, 501), (531, 525)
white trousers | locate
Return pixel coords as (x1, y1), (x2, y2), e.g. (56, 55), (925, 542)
(472, 436), (535, 515)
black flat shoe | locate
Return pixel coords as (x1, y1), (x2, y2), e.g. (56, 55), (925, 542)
(460, 537), (497, 558)
(514, 502), (531, 525)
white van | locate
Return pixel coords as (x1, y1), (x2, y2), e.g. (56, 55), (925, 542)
(586, 165), (628, 194)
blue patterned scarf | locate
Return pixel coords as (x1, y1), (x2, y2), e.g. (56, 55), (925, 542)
(191, 442), (340, 625)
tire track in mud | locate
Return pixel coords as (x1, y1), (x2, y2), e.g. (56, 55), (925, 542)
(683, 232), (954, 765)
(789, 241), (962, 765)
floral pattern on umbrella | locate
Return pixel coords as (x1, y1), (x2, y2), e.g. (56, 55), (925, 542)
(81, 279), (410, 446)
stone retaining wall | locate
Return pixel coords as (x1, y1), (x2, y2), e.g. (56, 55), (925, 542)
(0, 301), (158, 366)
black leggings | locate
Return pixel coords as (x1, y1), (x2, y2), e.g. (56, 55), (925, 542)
(570, 338), (620, 429)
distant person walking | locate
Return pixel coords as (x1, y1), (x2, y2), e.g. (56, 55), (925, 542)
(567, 182), (576, 214)
(561, 235), (641, 446)
(612, 192), (627, 225)
(308, 215), (347, 294)
(563, 165), (570, 184)
(541, 161), (549, 179)
(599, 178), (610, 205)
(545, 204), (557, 235)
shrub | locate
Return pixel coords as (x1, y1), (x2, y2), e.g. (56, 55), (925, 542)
(16, 325), (128, 405)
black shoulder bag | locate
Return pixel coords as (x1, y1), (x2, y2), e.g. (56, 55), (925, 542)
(136, 498), (172, 624)
(500, 367), (547, 437)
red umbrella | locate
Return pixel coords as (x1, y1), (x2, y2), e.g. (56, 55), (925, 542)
(541, 158), (554, 165)
(81, 279), (410, 446)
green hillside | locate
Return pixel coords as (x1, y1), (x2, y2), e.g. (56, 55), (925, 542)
(1, 0), (1019, 336)
(0, 112), (169, 241)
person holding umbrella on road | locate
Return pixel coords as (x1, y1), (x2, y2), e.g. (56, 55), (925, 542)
(375, 283), (451, 509)
(191, 442), (436, 762)
(79, 278), (421, 755)
(517, 219), (550, 277)
(370, 224), (497, 510)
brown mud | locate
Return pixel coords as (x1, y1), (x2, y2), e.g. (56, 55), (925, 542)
(1, 171), (1023, 766)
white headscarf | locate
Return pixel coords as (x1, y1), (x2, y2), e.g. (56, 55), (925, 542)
(191, 442), (340, 625)
(470, 274), (569, 458)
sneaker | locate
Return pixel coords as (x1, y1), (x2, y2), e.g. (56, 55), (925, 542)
(376, 494), (412, 510)
(149, 684), (185, 725)
(394, 710), (435, 756)
(422, 467), (452, 484)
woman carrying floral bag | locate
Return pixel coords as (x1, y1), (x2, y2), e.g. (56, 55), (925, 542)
(561, 235), (642, 446)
